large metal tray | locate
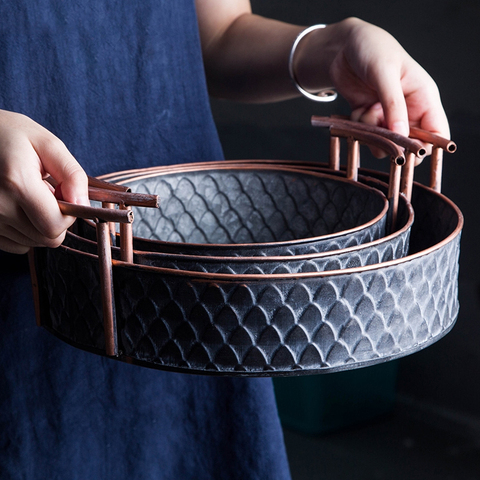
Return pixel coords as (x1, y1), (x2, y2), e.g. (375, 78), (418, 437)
(29, 118), (461, 376)
(31, 176), (462, 375)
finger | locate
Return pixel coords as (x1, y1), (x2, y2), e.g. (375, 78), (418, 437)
(414, 96), (450, 139)
(0, 236), (31, 255)
(0, 188), (68, 247)
(370, 64), (410, 137)
(351, 102), (384, 126)
(32, 134), (89, 206)
(6, 151), (77, 241)
(351, 103), (388, 158)
(350, 107), (368, 123)
(9, 136), (87, 240)
(0, 214), (66, 248)
(0, 111), (87, 250)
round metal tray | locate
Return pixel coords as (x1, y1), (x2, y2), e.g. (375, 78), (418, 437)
(67, 168), (412, 273)
(31, 174), (461, 375)
(103, 165), (390, 256)
(29, 118), (460, 376)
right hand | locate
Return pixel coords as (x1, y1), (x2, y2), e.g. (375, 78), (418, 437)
(295, 18), (449, 143)
(0, 110), (89, 254)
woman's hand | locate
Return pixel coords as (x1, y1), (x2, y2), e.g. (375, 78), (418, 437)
(291, 17), (449, 140)
(196, 2), (449, 140)
(0, 110), (88, 254)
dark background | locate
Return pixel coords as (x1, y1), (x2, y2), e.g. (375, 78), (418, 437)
(210, 1), (480, 479)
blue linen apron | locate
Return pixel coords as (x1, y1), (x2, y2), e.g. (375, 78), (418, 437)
(0, 1), (291, 478)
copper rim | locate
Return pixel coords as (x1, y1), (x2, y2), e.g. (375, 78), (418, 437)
(64, 180), (461, 282)
(74, 173), (413, 264)
(96, 164), (390, 249)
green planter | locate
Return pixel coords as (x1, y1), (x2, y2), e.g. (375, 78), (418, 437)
(273, 361), (398, 435)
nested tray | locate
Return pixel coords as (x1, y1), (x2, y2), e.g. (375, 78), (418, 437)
(29, 118), (461, 376)
(67, 168), (412, 273)
(93, 166), (390, 256)
(31, 178), (462, 375)
(65, 204), (410, 275)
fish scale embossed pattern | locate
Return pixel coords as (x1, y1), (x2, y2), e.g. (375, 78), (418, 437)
(113, 235), (459, 375)
(32, 160), (462, 376)
(127, 169), (387, 255)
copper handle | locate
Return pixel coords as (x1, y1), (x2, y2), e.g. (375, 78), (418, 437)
(325, 125), (403, 233)
(312, 115), (426, 158)
(46, 175), (159, 209)
(88, 186), (159, 208)
(329, 125), (405, 165)
(409, 127), (457, 153)
(56, 176), (160, 357)
(58, 200), (134, 223)
(87, 175), (131, 192)
(312, 115), (456, 199)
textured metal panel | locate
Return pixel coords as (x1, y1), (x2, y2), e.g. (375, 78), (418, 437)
(38, 248), (106, 351)
(123, 167), (388, 256)
(63, 223), (410, 275)
(113, 234), (459, 375)
(33, 177), (462, 376)
(64, 179), (411, 274)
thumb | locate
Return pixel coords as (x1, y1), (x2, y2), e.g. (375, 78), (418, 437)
(35, 137), (89, 206)
(54, 168), (89, 206)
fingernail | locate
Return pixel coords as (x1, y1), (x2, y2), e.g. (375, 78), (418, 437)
(77, 196), (90, 206)
(392, 121), (409, 137)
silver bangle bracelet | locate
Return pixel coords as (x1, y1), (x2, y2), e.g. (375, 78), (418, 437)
(288, 24), (338, 102)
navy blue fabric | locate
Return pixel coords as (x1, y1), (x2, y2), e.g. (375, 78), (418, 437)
(0, 0), (223, 174)
(0, 1), (291, 479)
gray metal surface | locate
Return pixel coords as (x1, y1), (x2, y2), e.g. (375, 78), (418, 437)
(119, 166), (388, 256)
(33, 178), (462, 375)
